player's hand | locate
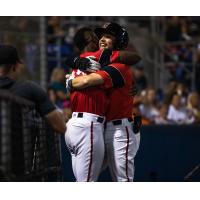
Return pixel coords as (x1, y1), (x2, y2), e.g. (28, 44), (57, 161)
(85, 56), (101, 72)
(132, 115), (142, 134)
(66, 74), (74, 93)
(74, 57), (101, 73)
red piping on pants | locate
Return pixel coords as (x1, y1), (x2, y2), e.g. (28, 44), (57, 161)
(87, 122), (93, 182)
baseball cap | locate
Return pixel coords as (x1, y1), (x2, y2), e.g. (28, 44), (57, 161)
(94, 22), (124, 39)
(0, 45), (22, 65)
(94, 22), (129, 50)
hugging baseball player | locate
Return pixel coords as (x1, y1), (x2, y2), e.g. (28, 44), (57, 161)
(65, 22), (141, 181)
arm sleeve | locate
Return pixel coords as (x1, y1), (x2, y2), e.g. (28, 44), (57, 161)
(110, 51), (120, 63)
(81, 50), (120, 66)
(98, 49), (120, 66)
(95, 70), (113, 89)
(98, 49), (112, 66)
(95, 64), (125, 89)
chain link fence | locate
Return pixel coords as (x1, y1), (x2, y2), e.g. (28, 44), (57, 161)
(0, 17), (42, 84)
(0, 90), (62, 181)
(1, 16), (200, 91)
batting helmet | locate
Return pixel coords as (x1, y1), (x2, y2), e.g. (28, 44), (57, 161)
(94, 22), (129, 50)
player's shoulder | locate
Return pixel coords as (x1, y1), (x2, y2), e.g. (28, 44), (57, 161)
(80, 49), (103, 60)
(110, 63), (126, 67)
(22, 80), (39, 87)
(109, 63), (130, 70)
(18, 80), (45, 93)
(110, 51), (120, 62)
(109, 63), (132, 79)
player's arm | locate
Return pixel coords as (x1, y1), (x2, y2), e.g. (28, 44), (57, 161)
(29, 81), (66, 134)
(65, 54), (100, 72)
(68, 65), (125, 90)
(71, 73), (104, 89)
(65, 49), (141, 72)
(45, 110), (66, 134)
(118, 50), (141, 65)
(98, 49), (141, 66)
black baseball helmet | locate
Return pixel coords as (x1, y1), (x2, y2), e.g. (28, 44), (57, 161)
(94, 22), (129, 50)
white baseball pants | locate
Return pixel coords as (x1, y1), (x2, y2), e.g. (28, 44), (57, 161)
(65, 112), (105, 182)
(104, 118), (140, 182)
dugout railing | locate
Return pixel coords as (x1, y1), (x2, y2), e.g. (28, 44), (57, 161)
(0, 90), (62, 181)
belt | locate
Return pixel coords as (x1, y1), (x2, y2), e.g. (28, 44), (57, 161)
(76, 112), (104, 123)
(111, 117), (133, 126)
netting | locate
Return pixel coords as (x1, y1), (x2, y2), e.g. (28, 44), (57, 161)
(0, 90), (62, 181)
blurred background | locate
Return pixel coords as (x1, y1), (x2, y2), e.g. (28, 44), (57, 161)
(1, 16), (200, 181)
(1, 16), (200, 125)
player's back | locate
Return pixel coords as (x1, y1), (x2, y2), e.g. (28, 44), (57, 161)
(105, 63), (133, 121)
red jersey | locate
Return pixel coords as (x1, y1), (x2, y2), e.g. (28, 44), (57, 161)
(70, 49), (120, 116)
(70, 69), (107, 116)
(80, 49), (120, 63)
(96, 63), (133, 121)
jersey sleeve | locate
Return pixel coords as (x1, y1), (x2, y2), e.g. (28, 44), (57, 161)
(80, 50), (102, 61)
(96, 63), (126, 89)
(95, 70), (113, 89)
(98, 49), (120, 66)
(110, 51), (120, 63)
(81, 50), (120, 65)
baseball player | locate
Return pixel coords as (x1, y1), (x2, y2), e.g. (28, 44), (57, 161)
(65, 26), (141, 182)
(67, 22), (141, 181)
(64, 27), (107, 182)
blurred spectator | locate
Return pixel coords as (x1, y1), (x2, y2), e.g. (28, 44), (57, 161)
(47, 16), (65, 44)
(48, 83), (72, 121)
(48, 82), (66, 108)
(175, 82), (189, 106)
(48, 67), (72, 121)
(50, 67), (66, 84)
(132, 61), (148, 94)
(47, 17), (73, 78)
(25, 42), (38, 76)
(164, 78), (178, 105)
(49, 67), (66, 107)
(132, 105), (151, 125)
(195, 44), (200, 93)
(167, 93), (194, 124)
(165, 17), (191, 42)
(187, 91), (200, 123)
(164, 80), (189, 107)
(155, 104), (170, 125)
(139, 88), (159, 123)
(179, 44), (193, 63)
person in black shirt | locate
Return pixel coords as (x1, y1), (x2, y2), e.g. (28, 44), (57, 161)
(0, 45), (66, 134)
